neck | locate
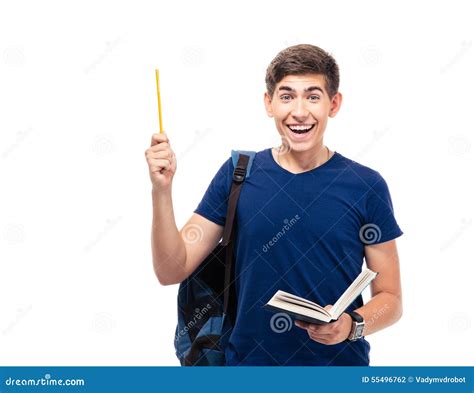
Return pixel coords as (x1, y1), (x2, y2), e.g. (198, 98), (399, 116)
(276, 142), (332, 173)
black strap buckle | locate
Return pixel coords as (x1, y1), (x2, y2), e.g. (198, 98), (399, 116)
(232, 165), (246, 183)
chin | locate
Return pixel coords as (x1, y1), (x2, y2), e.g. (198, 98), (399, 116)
(284, 138), (318, 152)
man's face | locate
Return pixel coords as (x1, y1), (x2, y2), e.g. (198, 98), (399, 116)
(264, 73), (342, 152)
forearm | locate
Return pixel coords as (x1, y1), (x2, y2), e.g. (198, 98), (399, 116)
(151, 187), (186, 285)
(354, 292), (402, 336)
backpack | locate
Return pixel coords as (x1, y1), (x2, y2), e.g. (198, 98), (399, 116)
(174, 150), (256, 366)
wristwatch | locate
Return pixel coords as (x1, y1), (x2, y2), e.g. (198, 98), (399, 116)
(347, 311), (365, 341)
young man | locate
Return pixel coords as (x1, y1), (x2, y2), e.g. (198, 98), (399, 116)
(146, 44), (403, 366)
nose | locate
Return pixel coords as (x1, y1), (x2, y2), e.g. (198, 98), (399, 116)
(290, 97), (309, 119)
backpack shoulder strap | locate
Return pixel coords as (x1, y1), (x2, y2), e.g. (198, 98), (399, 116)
(222, 151), (256, 245)
(231, 150), (256, 178)
(221, 151), (255, 320)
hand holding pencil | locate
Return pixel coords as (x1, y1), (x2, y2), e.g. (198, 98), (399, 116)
(145, 69), (177, 191)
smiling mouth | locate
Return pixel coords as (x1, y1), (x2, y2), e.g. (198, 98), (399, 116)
(286, 124), (315, 134)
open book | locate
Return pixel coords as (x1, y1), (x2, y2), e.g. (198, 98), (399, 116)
(263, 268), (378, 325)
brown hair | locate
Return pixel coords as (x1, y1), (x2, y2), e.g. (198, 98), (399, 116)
(265, 44), (340, 100)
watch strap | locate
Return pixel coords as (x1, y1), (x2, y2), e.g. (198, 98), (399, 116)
(347, 311), (365, 341)
(347, 311), (364, 323)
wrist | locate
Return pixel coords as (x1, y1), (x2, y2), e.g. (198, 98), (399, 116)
(152, 185), (172, 198)
(347, 311), (365, 341)
(343, 313), (353, 340)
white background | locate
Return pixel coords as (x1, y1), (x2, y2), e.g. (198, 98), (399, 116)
(0, 0), (472, 366)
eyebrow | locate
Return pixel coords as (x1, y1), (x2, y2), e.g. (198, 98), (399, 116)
(278, 85), (324, 94)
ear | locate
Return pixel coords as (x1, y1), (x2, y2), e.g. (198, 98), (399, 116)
(329, 92), (343, 118)
(264, 91), (274, 118)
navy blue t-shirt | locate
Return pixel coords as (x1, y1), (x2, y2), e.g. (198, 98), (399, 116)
(194, 148), (403, 366)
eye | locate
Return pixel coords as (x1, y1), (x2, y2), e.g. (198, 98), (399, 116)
(309, 95), (320, 101)
(280, 94), (292, 101)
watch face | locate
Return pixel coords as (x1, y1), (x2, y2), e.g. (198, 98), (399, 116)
(355, 324), (364, 338)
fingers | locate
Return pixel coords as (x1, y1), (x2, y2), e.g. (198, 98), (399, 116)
(307, 329), (333, 339)
(295, 321), (334, 345)
(146, 149), (175, 172)
(147, 149), (174, 160)
(308, 333), (331, 345)
(145, 132), (175, 161)
(146, 132), (177, 187)
(150, 132), (169, 147)
(149, 158), (172, 174)
(295, 318), (348, 345)
(295, 320), (336, 336)
(295, 320), (327, 332)
(145, 132), (177, 176)
(295, 320), (309, 329)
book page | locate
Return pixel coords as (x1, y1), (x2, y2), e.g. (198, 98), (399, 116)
(276, 293), (328, 314)
(330, 269), (378, 319)
(276, 290), (321, 307)
(267, 298), (332, 323)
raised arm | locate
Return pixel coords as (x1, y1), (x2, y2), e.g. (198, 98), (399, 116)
(146, 132), (224, 285)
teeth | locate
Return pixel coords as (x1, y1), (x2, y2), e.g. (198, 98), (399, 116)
(288, 125), (313, 131)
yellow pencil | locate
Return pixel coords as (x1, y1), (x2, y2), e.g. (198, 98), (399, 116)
(155, 69), (164, 133)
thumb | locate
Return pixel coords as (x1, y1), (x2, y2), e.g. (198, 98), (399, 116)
(150, 132), (169, 146)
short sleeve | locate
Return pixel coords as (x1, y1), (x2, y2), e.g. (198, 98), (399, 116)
(362, 172), (403, 244)
(194, 157), (233, 226)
